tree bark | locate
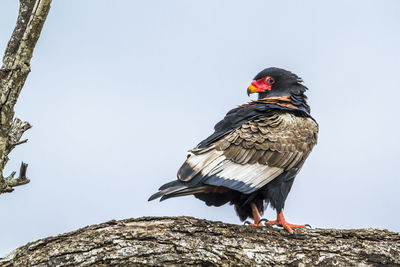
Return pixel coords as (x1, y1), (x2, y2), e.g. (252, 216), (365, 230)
(0, 216), (399, 266)
(0, 0), (52, 194)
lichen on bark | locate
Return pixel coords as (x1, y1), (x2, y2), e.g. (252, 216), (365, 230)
(0, 0), (52, 194)
(1, 216), (399, 266)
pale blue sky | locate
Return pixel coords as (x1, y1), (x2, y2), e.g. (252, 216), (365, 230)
(0, 0), (399, 256)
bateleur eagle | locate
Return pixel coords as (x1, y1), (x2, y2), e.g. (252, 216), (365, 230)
(149, 67), (318, 234)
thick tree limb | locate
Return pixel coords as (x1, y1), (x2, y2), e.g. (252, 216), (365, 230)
(0, 216), (399, 266)
(0, 0), (52, 194)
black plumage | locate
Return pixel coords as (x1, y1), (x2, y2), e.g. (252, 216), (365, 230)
(149, 67), (318, 233)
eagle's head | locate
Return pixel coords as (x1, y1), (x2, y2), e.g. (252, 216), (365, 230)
(247, 67), (307, 98)
(247, 67), (310, 112)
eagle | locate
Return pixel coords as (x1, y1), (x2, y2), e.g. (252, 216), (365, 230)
(149, 67), (318, 234)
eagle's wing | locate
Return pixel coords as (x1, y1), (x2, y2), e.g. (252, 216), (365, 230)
(197, 103), (275, 149)
(178, 112), (318, 194)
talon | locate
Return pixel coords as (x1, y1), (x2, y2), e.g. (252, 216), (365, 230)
(246, 203), (263, 226)
(305, 224), (312, 229)
(244, 220), (251, 225)
(259, 218), (269, 224)
(266, 211), (308, 234)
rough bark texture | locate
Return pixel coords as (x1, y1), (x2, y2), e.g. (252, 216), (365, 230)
(0, 0), (52, 194)
(0, 216), (399, 266)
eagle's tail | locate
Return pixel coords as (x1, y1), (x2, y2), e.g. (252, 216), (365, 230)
(148, 180), (208, 201)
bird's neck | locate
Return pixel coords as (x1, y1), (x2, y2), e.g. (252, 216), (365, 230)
(251, 94), (310, 114)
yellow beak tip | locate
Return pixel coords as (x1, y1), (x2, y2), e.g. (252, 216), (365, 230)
(247, 85), (258, 95)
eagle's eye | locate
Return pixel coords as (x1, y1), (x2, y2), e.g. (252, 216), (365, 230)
(266, 77), (275, 85)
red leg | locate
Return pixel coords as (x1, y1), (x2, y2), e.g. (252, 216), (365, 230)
(249, 203), (263, 226)
(266, 211), (306, 234)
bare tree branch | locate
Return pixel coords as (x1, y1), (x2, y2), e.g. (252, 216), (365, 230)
(0, 217), (399, 266)
(0, 0), (52, 194)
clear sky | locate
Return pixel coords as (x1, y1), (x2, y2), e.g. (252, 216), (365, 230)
(0, 0), (399, 256)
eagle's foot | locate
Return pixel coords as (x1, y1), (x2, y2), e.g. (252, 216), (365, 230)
(245, 203), (264, 226)
(244, 220), (263, 226)
(266, 211), (307, 234)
